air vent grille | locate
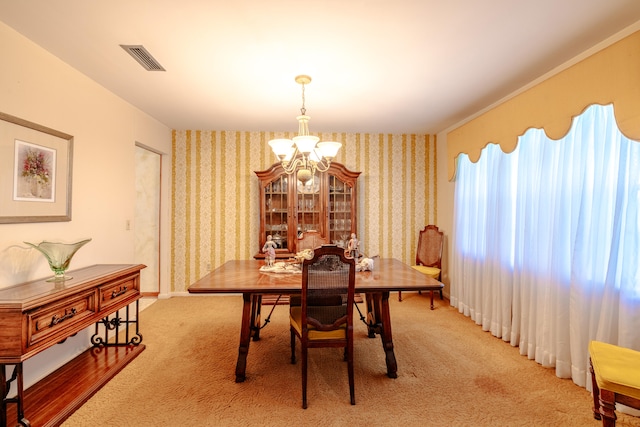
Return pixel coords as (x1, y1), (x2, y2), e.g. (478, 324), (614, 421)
(120, 45), (166, 71)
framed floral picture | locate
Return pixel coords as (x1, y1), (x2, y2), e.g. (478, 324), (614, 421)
(0, 112), (73, 223)
(14, 140), (57, 202)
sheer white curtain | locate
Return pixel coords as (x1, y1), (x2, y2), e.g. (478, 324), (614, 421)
(451, 104), (640, 389)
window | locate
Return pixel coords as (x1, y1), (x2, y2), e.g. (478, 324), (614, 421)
(451, 104), (640, 389)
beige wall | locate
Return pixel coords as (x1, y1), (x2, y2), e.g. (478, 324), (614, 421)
(435, 133), (455, 297)
(171, 131), (438, 293)
(0, 22), (171, 389)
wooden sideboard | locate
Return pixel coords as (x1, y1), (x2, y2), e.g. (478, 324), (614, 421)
(0, 264), (146, 427)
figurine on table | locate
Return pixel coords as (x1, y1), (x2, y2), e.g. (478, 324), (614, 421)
(347, 233), (360, 260)
(262, 235), (277, 267)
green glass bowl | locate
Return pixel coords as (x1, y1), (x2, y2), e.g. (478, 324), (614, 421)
(25, 239), (92, 282)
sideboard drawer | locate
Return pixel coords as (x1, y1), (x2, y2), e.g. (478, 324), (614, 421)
(98, 274), (140, 312)
(27, 290), (97, 349)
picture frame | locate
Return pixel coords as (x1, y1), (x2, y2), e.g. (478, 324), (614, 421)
(0, 112), (73, 223)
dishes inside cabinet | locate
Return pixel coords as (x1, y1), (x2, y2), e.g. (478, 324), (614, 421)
(297, 177), (320, 193)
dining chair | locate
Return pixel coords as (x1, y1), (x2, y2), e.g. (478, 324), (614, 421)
(262, 231), (329, 306)
(289, 245), (356, 409)
(398, 225), (444, 309)
(297, 230), (328, 251)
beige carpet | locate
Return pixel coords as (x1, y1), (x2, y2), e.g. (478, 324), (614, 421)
(62, 293), (640, 427)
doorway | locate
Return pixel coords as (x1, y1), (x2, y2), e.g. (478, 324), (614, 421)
(134, 144), (162, 295)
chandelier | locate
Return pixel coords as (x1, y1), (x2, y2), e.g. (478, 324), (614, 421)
(268, 75), (341, 184)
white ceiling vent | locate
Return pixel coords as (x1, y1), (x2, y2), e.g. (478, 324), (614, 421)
(120, 45), (166, 71)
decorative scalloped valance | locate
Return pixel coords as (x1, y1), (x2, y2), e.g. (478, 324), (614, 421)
(446, 29), (640, 181)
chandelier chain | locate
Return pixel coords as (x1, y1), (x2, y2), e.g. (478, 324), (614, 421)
(300, 81), (306, 116)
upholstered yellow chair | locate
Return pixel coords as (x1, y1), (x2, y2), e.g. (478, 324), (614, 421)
(398, 225), (443, 309)
(289, 245), (356, 409)
(589, 341), (640, 426)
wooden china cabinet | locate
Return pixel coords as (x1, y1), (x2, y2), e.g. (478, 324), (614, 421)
(255, 162), (360, 259)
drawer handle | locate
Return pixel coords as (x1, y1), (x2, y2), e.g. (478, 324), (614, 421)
(50, 308), (77, 327)
(111, 286), (128, 299)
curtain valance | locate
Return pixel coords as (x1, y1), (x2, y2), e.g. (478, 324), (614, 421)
(446, 29), (640, 181)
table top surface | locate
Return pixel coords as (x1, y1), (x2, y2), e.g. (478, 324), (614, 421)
(188, 258), (443, 294)
(0, 264), (146, 308)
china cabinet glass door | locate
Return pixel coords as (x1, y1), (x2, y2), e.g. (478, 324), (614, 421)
(328, 174), (353, 245)
(264, 174), (289, 251)
(296, 173), (321, 238)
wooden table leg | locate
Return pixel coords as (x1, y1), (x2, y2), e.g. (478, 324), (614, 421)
(379, 291), (398, 378)
(235, 293), (253, 383)
(365, 292), (398, 378)
(365, 293), (378, 338)
(250, 294), (262, 341)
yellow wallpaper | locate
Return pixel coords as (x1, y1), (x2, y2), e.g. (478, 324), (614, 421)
(171, 130), (437, 292)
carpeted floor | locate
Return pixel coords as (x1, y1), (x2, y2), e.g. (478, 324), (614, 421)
(62, 293), (640, 426)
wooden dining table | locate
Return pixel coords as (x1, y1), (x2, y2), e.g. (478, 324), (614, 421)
(188, 258), (443, 382)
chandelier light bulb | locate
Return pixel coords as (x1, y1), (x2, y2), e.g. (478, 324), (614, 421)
(293, 135), (320, 154)
(317, 141), (341, 160)
(268, 139), (293, 159)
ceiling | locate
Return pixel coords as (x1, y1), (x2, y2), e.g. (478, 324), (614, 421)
(1, 1), (640, 135)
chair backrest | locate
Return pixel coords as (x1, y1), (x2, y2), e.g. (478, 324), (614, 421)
(298, 230), (329, 251)
(416, 225), (444, 269)
(301, 245), (356, 332)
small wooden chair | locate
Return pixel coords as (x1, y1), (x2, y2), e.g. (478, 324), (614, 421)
(398, 225), (444, 309)
(589, 340), (640, 426)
